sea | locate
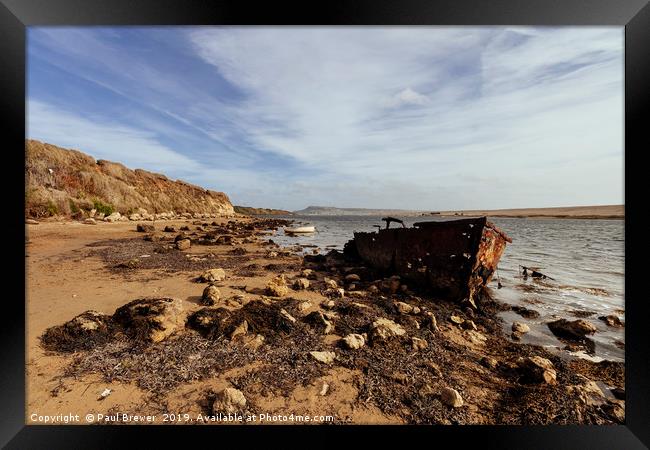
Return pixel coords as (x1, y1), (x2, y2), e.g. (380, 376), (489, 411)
(268, 215), (625, 362)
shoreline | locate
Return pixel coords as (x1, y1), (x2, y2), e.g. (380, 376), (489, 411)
(26, 216), (625, 425)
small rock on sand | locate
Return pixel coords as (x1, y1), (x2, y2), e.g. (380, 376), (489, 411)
(229, 320), (248, 340)
(517, 356), (557, 384)
(176, 239), (191, 250)
(113, 297), (183, 343)
(423, 312), (439, 331)
(342, 333), (365, 349)
(547, 319), (597, 340)
(481, 356), (499, 369)
(212, 388), (247, 414)
(394, 301), (414, 314)
(26, 219), (39, 225)
(202, 285), (221, 306)
(345, 274), (361, 282)
(200, 268), (226, 283)
(411, 337), (428, 351)
(512, 322), (530, 333)
(136, 223), (155, 233)
(83, 218), (97, 225)
(598, 315), (624, 328)
(297, 301), (312, 312)
(310, 351), (336, 364)
(370, 318), (406, 342)
(440, 387), (464, 407)
(293, 278), (310, 290)
(266, 275), (289, 297)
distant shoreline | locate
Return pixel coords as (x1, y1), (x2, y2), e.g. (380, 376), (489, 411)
(290, 204), (624, 219)
(437, 205), (624, 220)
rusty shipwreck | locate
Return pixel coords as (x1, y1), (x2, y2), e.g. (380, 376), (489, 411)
(343, 217), (512, 305)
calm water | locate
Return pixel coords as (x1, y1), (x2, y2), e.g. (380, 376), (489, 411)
(269, 215), (625, 362)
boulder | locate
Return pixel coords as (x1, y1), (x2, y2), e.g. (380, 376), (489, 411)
(411, 337), (428, 351)
(266, 275), (289, 297)
(163, 226), (176, 233)
(202, 285), (221, 306)
(26, 219), (39, 225)
(517, 356), (557, 384)
(326, 288), (345, 298)
(345, 274), (361, 282)
(83, 218), (97, 225)
(40, 310), (114, 352)
(512, 322), (530, 334)
(104, 212), (122, 222)
(136, 223), (155, 233)
(440, 387), (464, 407)
(422, 312), (439, 331)
(229, 320), (248, 340)
(324, 278), (338, 289)
(305, 311), (334, 334)
(480, 356), (499, 369)
(461, 319), (477, 331)
(279, 308), (297, 324)
(342, 333), (365, 350)
(200, 268), (226, 283)
(212, 388), (247, 414)
(297, 301), (312, 312)
(301, 269), (315, 279)
(310, 350), (336, 364)
(598, 315), (624, 328)
(547, 319), (597, 340)
(450, 315), (464, 325)
(112, 297), (183, 343)
(293, 278), (310, 290)
(176, 239), (191, 250)
(370, 318), (406, 343)
(394, 301), (414, 314)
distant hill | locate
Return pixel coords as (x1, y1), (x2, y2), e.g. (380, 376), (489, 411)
(293, 204), (624, 219)
(25, 140), (234, 219)
(293, 205), (428, 216)
(234, 205), (293, 216)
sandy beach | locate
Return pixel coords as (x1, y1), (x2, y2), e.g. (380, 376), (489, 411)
(26, 216), (625, 425)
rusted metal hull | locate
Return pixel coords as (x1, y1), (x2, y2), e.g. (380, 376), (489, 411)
(345, 217), (511, 304)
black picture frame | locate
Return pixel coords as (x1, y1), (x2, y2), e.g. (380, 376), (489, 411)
(1, 0), (648, 447)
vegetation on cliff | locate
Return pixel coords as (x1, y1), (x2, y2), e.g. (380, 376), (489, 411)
(25, 140), (234, 218)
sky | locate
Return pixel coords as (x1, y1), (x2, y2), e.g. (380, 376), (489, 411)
(27, 27), (624, 211)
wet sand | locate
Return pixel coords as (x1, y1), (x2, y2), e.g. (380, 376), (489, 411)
(26, 217), (625, 425)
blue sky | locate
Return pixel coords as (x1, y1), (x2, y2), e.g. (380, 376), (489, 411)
(27, 27), (623, 211)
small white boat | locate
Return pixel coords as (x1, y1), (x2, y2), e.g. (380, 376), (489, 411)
(284, 225), (316, 234)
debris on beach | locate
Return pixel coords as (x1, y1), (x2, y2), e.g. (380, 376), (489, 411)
(36, 215), (625, 425)
(520, 265), (554, 280)
(98, 388), (112, 401)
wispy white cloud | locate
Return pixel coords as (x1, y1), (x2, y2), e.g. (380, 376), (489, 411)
(188, 27), (623, 209)
(27, 27), (623, 210)
(27, 99), (202, 176)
